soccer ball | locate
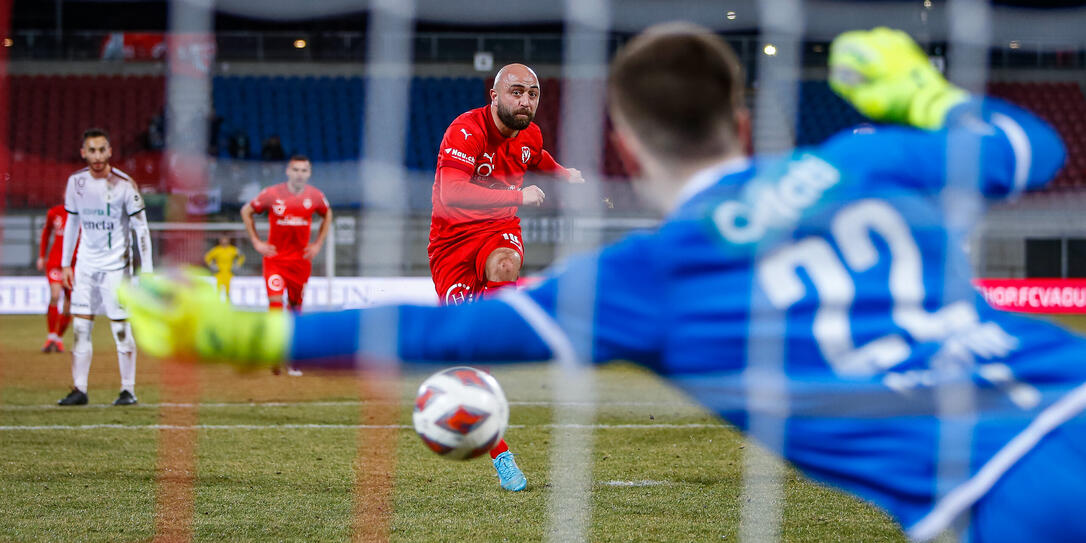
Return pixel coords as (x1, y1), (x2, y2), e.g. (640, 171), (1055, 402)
(412, 366), (510, 460)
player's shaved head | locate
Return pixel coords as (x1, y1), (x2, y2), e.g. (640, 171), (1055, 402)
(492, 63), (539, 91)
(490, 63), (541, 133)
(608, 23), (746, 163)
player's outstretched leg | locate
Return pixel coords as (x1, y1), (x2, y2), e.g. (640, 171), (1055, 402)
(490, 439), (527, 491)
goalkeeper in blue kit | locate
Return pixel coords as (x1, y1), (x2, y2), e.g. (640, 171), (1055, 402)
(121, 25), (1084, 542)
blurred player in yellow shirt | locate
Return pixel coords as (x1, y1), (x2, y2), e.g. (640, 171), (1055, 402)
(204, 236), (244, 298)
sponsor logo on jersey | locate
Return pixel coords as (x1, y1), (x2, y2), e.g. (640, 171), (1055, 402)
(476, 152), (495, 177)
(53, 216), (64, 230)
(273, 199), (286, 216)
(83, 219), (116, 232)
(276, 216), (310, 227)
(460, 128), (472, 140)
(713, 155), (840, 244)
(303, 198), (312, 209)
(521, 146), (531, 164)
(444, 147), (476, 166)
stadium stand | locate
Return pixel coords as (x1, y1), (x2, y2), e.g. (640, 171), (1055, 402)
(6, 74), (1084, 207)
(7, 74), (165, 206)
(988, 82), (1086, 189)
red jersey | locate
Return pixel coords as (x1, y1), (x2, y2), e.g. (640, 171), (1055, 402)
(248, 183), (330, 261)
(430, 105), (567, 244)
(40, 204), (76, 269)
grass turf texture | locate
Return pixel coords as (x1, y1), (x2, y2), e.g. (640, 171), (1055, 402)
(0, 312), (968, 542)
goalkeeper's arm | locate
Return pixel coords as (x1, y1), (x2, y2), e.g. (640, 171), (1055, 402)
(118, 272), (553, 368)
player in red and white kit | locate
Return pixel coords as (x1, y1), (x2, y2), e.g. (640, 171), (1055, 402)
(429, 63), (584, 491)
(241, 155), (332, 376)
(37, 204), (78, 353)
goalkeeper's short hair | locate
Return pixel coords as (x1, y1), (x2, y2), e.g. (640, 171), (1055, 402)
(607, 22), (745, 163)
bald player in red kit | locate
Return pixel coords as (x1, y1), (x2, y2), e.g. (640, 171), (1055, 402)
(38, 204), (77, 352)
(429, 64), (584, 491)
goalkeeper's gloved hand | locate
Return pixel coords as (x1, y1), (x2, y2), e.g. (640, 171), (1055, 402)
(117, 268), (288, 368)
(828, 27), (968, 130)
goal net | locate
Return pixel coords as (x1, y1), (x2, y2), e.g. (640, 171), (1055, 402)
(4, 1), (1086, 542)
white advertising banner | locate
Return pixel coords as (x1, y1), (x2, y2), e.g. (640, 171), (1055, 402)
(0, 276), (438, 314)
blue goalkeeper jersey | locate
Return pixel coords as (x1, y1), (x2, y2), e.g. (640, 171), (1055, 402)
(293, 98), (1083, 540)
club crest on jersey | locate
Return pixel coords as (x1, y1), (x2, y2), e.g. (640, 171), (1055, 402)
(267, 274), (285, 291)
(273, 199), (286, 216)
(444, 283), (473, 305)
(303, 198), (312, 209)
(521, 146), (531, 164)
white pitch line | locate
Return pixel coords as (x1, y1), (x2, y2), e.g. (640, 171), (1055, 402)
(0, 422), (724, 431)
(0, 400), (693, 411)
(600, 480), (671, 487)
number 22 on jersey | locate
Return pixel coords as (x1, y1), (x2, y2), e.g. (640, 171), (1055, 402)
(755, 199), (979, 376)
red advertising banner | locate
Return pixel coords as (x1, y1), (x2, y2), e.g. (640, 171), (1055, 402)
(101, 32), (168, 61)
(99, 32), (215, 76)
(974, 278), (1086, 313)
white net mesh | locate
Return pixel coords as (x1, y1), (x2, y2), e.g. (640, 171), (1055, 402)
(7, 1), (1086, 541)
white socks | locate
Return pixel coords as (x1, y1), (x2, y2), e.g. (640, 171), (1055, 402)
(111, 321), (136, 391)
(70, 319), (137, 394)
(71, 318), (93, 392)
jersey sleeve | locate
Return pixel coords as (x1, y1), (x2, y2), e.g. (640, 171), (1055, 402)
(435, 117), (485, 174)
(437, 167), (524, 208)
(817, 97), (1065, 199)
(125, 182), (146, 215)
(39, 208), (58, 259)
(531, 150), (569, 178)
(313, 189), (330, 215)
(248, 187), (273, 213)
(517, 233), (665, 365)
(63, 177), (78, 215)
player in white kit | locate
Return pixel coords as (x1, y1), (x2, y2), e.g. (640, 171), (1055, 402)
(58, 128), (153, 406)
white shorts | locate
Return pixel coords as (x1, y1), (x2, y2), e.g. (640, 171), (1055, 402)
(70, 265), (130, 320)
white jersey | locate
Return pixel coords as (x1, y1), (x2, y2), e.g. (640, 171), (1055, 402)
(63, 167), (146, 272)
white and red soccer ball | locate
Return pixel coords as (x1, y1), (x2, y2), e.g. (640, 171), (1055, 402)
(412, 366), (510, 460)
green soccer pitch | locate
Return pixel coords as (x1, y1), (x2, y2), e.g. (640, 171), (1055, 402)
(0, 312), (935, 542)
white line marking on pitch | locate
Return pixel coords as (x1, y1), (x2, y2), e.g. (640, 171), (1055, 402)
(0, 400), (693, 411)
(0, 423), (724, 431)
(600, 480), (672, 487)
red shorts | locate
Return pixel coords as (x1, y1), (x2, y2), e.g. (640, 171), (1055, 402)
(429, 227), (524, 306)
(46, 267), (65, 286)
(263, 258), (312, 308)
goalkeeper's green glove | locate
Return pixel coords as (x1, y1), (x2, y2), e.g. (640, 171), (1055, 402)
(118, 269), (288, 368)
(829, 27), (968, 130)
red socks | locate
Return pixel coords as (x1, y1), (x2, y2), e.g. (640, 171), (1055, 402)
(57, 314), (72, 336)
(269, 300), (284, 310)
(489, 438), (510, 459)
(483, 281), (516, 299)
(46, 305), (58, 334)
